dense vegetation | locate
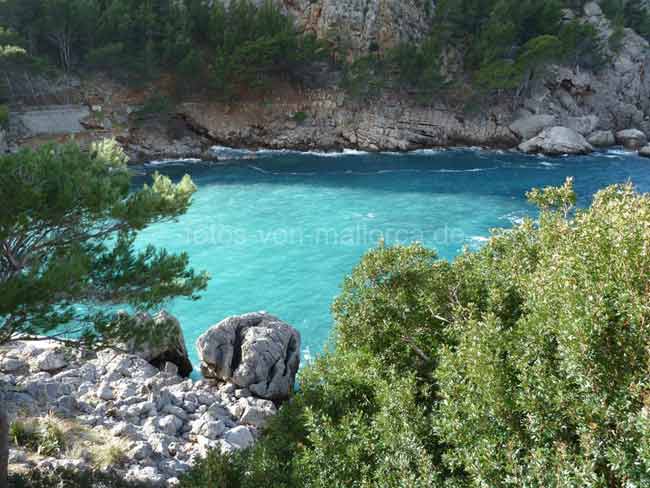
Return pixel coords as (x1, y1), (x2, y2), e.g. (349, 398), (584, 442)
(2, 0), (646, 102)
(0, 0), (326, 99)
(0, 139), (207, 346)
(181, 178), (650, 487)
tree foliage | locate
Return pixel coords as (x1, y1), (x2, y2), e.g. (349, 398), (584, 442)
(0, 140), (208, 347)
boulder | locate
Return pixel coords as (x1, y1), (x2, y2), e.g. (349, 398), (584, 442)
(519, 126), (593, 155)
(197, 312), (300, 400)
(509, 114), (556, 140)
(565, 115), (599, 136)
(36, 350), (67, 372)
(616, 129), (648, 150)
(639, 145), (650, 158)
(587, 130), (616, 147)
(121, 310), (193, 377)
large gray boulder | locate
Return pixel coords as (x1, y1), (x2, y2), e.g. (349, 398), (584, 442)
(587, 130), (616, 147)
(509, 114), (556, 140)
(121, 310), (193, 377)
(519, 126), (593, 155)
(616, 129), (648, 150)
(639, 145), (650, 158)
(196, 312), (300, 401)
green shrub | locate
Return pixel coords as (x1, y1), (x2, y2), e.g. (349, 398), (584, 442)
(436, 179), (650, 486)
(9, 419), (40, 451)
(133, 95), (174, 120)
(332, 243), (454, 373)
(292, 111), (307, 123)
(0, 104), (9, 129)
(10, 418), (66, 456)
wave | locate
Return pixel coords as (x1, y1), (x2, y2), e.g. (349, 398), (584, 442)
(146, 157), (202, 166)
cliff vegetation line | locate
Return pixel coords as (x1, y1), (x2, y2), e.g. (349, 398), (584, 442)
(0, 0), (647, 104)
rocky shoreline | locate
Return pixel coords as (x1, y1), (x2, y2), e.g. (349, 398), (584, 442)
(1, 2), (649, 162)
(0, 311), (300, 486)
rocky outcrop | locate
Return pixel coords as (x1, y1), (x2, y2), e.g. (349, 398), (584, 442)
(1, 311), (299, 485)
(197, 312), (301, 401)
(639, 145), (650, 157)
(121, 311), (194, 378)
(509, 114), (557, 140)
(587, 130), (616, 147)
(519, 126), (593, 155)
(616, 128), (648, 149)
(280, 0), (435, 59)
(6, 2), (649, 157)
(520, 3), (650, 140)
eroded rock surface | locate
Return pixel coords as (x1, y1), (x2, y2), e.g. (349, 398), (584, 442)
(197, 312), (301, 400)
(519, 126), (594, 155)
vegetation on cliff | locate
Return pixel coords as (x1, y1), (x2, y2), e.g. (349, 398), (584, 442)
(2, 0), (646, 103)
(181, 178), (650, 487)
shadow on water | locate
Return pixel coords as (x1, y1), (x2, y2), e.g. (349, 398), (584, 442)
(132, 149), (650, 207)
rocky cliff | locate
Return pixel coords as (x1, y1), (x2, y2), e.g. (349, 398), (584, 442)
(280, 0), (435, 59)
(4, 2), (650, 160)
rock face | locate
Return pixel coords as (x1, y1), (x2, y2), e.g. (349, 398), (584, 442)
(122, 310), (193, 378)
(280, 0), (435, 59)
(616, 129), (648, 150)
(519, 126), (594, 155)
(509, 114), (557, 140)
(197, 312), (301, 400)
(1, 331), (283, 486)
(639, 145), (650, 157)
(587, 130), (616, 147)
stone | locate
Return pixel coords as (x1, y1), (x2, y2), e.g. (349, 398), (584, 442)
(223, 426), (254, 450)
(239, 399), (277, 428)
(36, 350), (67, 372)
(616, 129), (648, 150)
(96, 383), (114, 401)
(0, 357), (25, 373)
(158, 414), (183, 436)
(120, 310), (193, 377)
(519, 126), (593, 155)
(126, 466), (165, 484)
(565, 115), (599, 136)
(509, 114), (557, 140)
(197, 312), (301, 400)
(587, 130), (616, 147)
(639, 145), (650, 158)
(130, 441), (154, 461)
(201, 420), (227, 440)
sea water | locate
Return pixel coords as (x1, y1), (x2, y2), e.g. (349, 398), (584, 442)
(133, 147), (650, 369)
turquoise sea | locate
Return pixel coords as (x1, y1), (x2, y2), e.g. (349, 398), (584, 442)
(133, 147), (650, 369)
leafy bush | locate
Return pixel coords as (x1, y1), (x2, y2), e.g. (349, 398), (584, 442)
(332, 243), (453, 373)
(437, 179), (650, 486)
(292, 111), (307, 123)
(0, 104), (10, 129)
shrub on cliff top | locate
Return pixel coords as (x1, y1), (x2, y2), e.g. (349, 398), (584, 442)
(0, 105), (8, 129)
(184, 178), (650, 487)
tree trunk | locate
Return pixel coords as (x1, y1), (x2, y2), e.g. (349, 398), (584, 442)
(0, 395), (8, 486)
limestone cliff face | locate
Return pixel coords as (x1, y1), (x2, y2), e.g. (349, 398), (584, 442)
(518, 2), (650, 136)
(280, 0), (435, 59)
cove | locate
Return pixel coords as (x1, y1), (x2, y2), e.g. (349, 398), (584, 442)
(133, 148), (650, 369)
